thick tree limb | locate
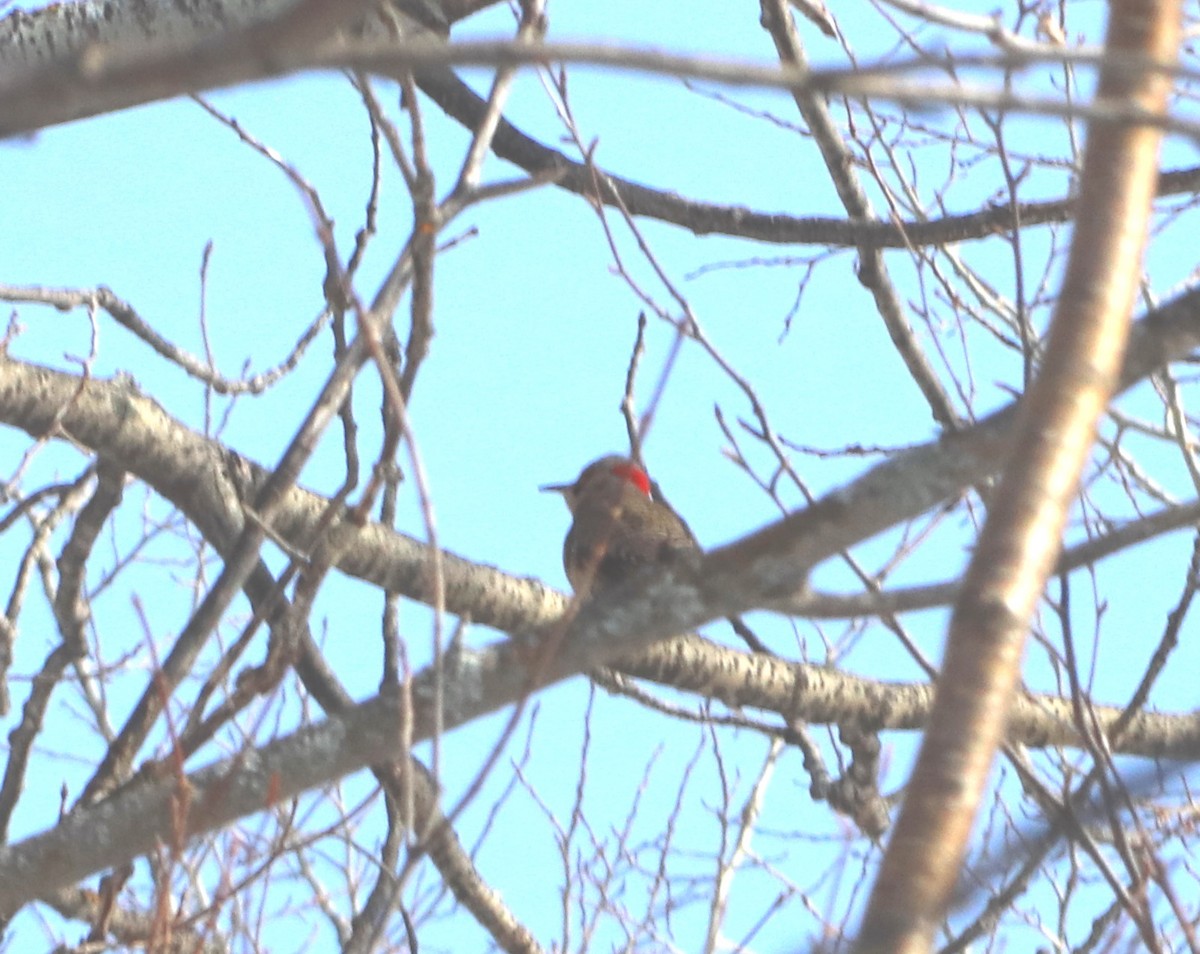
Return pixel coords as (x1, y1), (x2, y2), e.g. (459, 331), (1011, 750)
(854, 0), (1183, 950)
(0, 283), (1199, 912)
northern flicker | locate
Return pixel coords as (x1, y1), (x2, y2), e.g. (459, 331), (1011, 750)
(541, 455), (701, 596)
(543, 455), (770, 653)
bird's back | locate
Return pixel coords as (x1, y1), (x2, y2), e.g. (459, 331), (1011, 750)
(563, 484), (699, 594)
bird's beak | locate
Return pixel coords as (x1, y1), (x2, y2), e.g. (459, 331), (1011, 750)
(540, 481), (571, 495)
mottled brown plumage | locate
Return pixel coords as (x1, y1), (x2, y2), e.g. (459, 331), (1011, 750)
(544, 455), (771, 654)
(542, 455), (700, 595)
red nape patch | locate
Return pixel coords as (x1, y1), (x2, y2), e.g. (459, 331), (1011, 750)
(612, 461), (652, 496)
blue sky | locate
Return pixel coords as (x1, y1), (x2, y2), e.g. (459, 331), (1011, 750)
(3, 0), (1199, 950)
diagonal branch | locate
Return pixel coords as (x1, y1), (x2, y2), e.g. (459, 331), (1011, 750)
(759, 0), (960, 429)
(853, 1), (1184, 950)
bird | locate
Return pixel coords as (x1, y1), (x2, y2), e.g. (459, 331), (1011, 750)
(541, 454), (701, 597)
(543, 455), (771, 653)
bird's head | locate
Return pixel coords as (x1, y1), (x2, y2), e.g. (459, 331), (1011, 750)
(541, 455), (652, 513)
